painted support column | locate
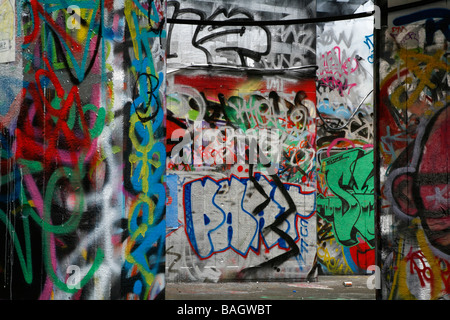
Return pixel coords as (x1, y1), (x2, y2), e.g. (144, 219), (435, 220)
(378, 0), (449, 300)
(0, 0), (167, 300)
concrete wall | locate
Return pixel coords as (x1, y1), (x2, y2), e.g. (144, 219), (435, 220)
(165, 0), (319, 282)
(379, 0), (450, 300)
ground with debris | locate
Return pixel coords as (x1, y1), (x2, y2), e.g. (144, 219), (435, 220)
(166, 275), (376, 300)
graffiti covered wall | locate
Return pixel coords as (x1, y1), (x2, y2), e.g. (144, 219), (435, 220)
(315, 7), (375, 275)
(165, 0), (319, 282)
(7, 0), (445, 300)
(379, 0), (450, 300)
(0, 0), (166, 300)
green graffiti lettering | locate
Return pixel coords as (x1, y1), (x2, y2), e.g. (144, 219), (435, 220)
(317, 148), (374, 247)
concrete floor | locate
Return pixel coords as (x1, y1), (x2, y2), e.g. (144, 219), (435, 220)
(166, 275), (376, 300)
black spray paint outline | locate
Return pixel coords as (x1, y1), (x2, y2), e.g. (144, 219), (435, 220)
(192, 6), (272, 67)
(132, 72), (161, 123)
(237, 140), (303, 278)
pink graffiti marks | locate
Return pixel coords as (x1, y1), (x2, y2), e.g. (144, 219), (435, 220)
(318, 46), (359, 96)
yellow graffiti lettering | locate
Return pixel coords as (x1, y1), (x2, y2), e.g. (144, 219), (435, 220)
(390, 49), (447, 109)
